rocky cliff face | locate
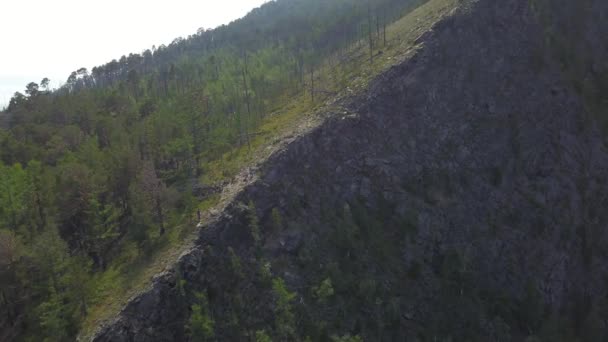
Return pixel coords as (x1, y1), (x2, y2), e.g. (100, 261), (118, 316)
(93, 0), (608, 340)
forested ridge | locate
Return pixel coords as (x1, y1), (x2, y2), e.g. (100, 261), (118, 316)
(0, 0), (426, 340)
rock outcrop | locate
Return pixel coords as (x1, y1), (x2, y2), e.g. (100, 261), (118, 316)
(93, 0), (608, 340)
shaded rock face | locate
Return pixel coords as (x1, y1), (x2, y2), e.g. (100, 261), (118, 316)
(94, 0), (608, 341)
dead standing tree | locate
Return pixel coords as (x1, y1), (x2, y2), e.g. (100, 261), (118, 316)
(140, 161), (168, 236)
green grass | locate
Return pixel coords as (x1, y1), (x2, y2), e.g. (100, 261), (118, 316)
(201, 95), (315, 184)
(78, 0), (458, 339)
(202, 0), (458, 184)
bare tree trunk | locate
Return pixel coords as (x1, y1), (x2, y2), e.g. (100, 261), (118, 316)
(310, 67), (315, 103)
(154, 180), (165, 236)
(383, 10), (387, 47)
(376, 14), (380, 41)
(155, 188), (165, 236)
(368, 1), (374, 64)
(241, 53), (252, 151)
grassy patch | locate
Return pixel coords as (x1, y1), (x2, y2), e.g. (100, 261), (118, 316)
(201, 0), (457, 185)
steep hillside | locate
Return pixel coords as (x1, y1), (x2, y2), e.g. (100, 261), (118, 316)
(93, 0), (608, 341)
(81, 0), (459, 339)
(1, 0), (435, 340)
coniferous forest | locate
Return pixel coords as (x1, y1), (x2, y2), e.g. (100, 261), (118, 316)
(0, 0), (424, 340)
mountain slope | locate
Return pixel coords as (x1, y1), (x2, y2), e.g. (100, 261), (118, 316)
(1, 1), (435, 340)
(88, 0), (462, 340)
(93, 0), (608, 341)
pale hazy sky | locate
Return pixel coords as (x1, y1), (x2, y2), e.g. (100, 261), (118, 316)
(0, 0), (268, 108)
